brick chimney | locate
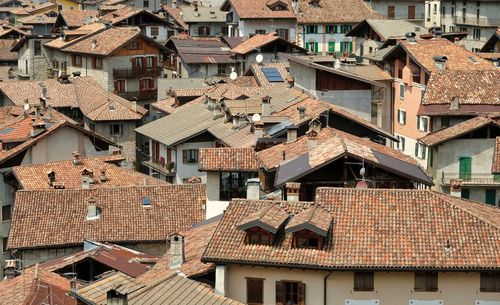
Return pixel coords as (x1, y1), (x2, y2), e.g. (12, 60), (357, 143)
(82, 168), (95, 189)
(306, 129), (318, 150)
(167, 233), (184, 269)
(286, 182), (300, 201)
(261, 95), (271, 116)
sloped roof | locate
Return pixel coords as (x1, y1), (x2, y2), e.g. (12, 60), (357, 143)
(221, 0), (295, 19)
(100, 6), (167, 25)
(231, 32), (280, 54)
(493, 137), (500, 174)
(348, 19), (428, 41)
(199, 147), (259, 172)
(8, 184), (207, 249)
(57, 10), (98, 28)
(285, 205), (332, 236)
(181, 4), (227, 23)
(0, 39), (17, 61)
(17, 12), (56, 25)
(203, 188), (500, 270)
(163, 5), (188, 29)
(237, 203), (290, 234)
(169, 36), (233, 64)
(297, 0), (383, 24)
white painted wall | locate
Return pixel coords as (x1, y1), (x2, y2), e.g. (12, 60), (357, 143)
(174, 141), (214, 184)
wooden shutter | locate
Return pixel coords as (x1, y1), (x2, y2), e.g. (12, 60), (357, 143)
(314, 42), (318, 53)
(113, 80), (118, 93)
(298, 282), (305, 305)
(388, 5), (395, 18)
(152, 56), (158, 68)
(247, 278), (264, 304)
(182, 150), (188, 164)
(408, 5), (416, 19)
(139, 79), (145, 91)
(414, 272), (425, 291)
(428, 272), (438, 291)
(354, 272), (363, 291)
(131, 57), (137, 69)
(365, 272), (374, 291)
(275, 281), (283, 305)
(142, 57), (147, 69)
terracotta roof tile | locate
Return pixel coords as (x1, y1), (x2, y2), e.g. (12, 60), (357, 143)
(231, 33), (280, 55)
(59, 10), (99, 28)
(8, 184), (206, 249)
(285, 205), (332, 236)
(237, 203), (290, 234)
(101, 6), (166, 26)
(203, 188), (500, 270)
(0, 39), (17, 61)
(297, 0), (383, 24)
(151, 98), (177, 114)
(163, 5), (187, 29)
(199, 147), (259, 172)
(223, 0), (296, 19)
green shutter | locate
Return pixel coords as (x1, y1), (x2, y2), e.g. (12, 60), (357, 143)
(334, 25), (338, 33)
(340, 42), (344, 52)
(305, 42), (310, 51)
(314, 42), (318, 53)
(349, 42), (353, 53)
(459, 157), (472, 181)
(485, 189), (496, 205)
(328, 42), (335, 53)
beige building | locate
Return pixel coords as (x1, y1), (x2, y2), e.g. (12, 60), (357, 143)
(203, 187), (500, 305)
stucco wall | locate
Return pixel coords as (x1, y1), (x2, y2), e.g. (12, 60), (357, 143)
(238, 19), (296, 42)
(225, 265), (500, 305)
(174, 141), (214, 184)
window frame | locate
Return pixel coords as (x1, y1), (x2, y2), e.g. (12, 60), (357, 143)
(92, 57), (103, 70)
(1, 204), (11, 222)
(150, 26), (159, 36)
(182, 149), (199, 164)
(414, 272), (438, 292)
(109, 123), (124, 136)
(2, 236), (7, 253)
(354, 272), (374, 291)
(245, 227), (272, 246)
(73, 55), (82, 67)
(34, 40), (42, 56)
(399, 83), (405, 100)
(398, 109), (406, 125)
(246, 277), (264, 305)
(480, 272), (500, 292)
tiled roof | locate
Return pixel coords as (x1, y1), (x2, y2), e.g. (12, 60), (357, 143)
(58, 10), (98, 28)
(8, 184), (207, 249)
(199, 147), (259, 172)
(40, 241), (158, 278)
(231, 32), (280, 55)
(0, 265), (76, 305)
(0, 77), (146, 121)
(17, 12), (56, 25)
(238, 203), (290, 234)
(45, 23), (106, 49)
(170, 36), (233, 64)
(139, 216), (221, 281)
(76, 272), (138, 305)
(150, 97), (177, 114)
(0, 24), (28, 38)
(248, 62), (290, 87)
(390, 39), (495, 73)
(0, 39), (16, 61)
(101, 6), (166, 25)
(297, 0), (383, 24)
(348, 19), (428, 41)
(285, 205), (332, 236)
(421, 70), (500, 105)
(12, 156), (165, 190)
(11, 1), (55, 15)
(419, 116), (499, 147)
(181, 5), (227, 23)
(222, 0), (296, 19)
(203, 188), (500, 270)
(492, 137), (500, 174)
(163, 5), (188, 29)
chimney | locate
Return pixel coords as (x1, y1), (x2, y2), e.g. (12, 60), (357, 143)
(286, 76), (294, 88)
(131, 101), (137, 112)
(194, 5), (199, 17)
(306, 129), (318, 150)
(39, 83), (47, 108)
(433, 55), (447, 70)
(30, 120), (46, 138)
(212, 101), (223, 118)
(167, 234), (184, 269)
(334, 58), (340, 69)
(261, 95), (271, 116)
(23, 99), (29, 117)
(34, 105), (40, 118)
(286, 125), (298, 143)
(106, 290), (128, 305)
(72, 151), (82, 165)
(309, 117), (322, 132)
(232, 113), (245, 129)
(81, 168), (95, 189)
(449, 178), (463, 198)
(86, 197), (100, 220)
(92, 39), (97, 49)
(44, 105), (52, 121)
(254, 120), (264, 139)
(297, 106), (306, 119)
(172, 0), (177, 8)
(405, 32), (416, 43)
(449, 96), (460, 110)
(99, 168), (107, 182)
(3, 260), (17, 280)
(285, 182), (300, 201)
(246, 178), (260, 200)
(47, 170), (56, 186)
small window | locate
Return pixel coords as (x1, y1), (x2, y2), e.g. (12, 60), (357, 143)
(143, 0), (149, 7)
(293, 230), (323, 249)
(417, 116), (429, 132)
(2, 236), (7, 253)
(398, 109), (406, 125)
(441, 117), (450, 128)
(473, 28), (481, 40)
(354, 272), (374, 291)
(388, 5), (395, 18)
(480, 272), (500, 292)
(150, 26), (159, 36)
(255, 29), (266, 35)
(92, 57), (103, 69)
(397, 135), (406, 151)
(114, 79), (126, 93)
(305, 25), (318, 34)
(414, 272), (438, 292)
(198, 26), (211, 36)
(461, 189), (470, 199)
(140, 78), (154, 90)
(276, 29), (289, 40)
(415, 143), (426, 160)
(34, 40), (42, 56)
(182, 149), (198, 164)
(245, 227), (272, 245)
(1, 205), (11, 221)
(276, 281), (305, 305)
(326, 25), (336, 34)
(73, 55), (82, 67)
(128, 40), (140, 50)
(109, 123), (123, 136)
(399, 83), (405, 100)
(246, 278), (264, 305)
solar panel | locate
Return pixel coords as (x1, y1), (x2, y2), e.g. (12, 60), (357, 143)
(261, 67), (284, 82)
(0, 127), (14, 135)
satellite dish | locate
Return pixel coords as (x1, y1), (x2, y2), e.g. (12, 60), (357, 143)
(252, 113), (261, 122)
(256, 53), (263, 64)
(229, 71), (237, 80)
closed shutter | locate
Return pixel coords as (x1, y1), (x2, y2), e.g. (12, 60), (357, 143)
(340, 42), (344, 52)
(139, 79), (144, 90)
(485, 189), (496, 205)
(402, 111), (406, 124)
(142, 57), (147, 69)
(349, 42), (353, 53)
(414, 272), (426, 291)
(423, 117), (428, 132)
(328, 42), (335, 53)
(354, 273), (364, 291)
(113, 80), (118, 93)
(152, 56), (158, 68)
(459, 157), (472, 181)
(415, 143), (419, 157)
(275, 281), (283, 305)
(131, 57), (137, 69)
(417, 116), (421, 130)
(314, 42), (318, 53)
(305, 42), (310, 51)
(298, 282), (305, 305)
(334, 24), (338, 33)
(182, 150), (188, 164)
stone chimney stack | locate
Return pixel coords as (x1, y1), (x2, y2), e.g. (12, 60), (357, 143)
(261, 95), (271, 116)
(86, 197), (99, 220)
(286, 182), (300, 201)
(246, 178), (260, 200)
(172, 0), (177, 8)
(254, 120), (264, 139)
(3, 260), (17, 280)
(106, 290), (128, 305)
(297, 106), (306, 119)
(23, 99), (29, 117)
(100, 168), (108, 182)
(167, 233), (185, 269)
(449, 179), (463, 198)
(286, 125), (298, 143)
(433, 55), (448, 70)
(306, 129), (318, 150)
(72, 151), (82, 165)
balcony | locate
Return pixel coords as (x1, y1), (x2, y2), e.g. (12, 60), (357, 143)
(454, 16), (500, 27)
(113, 67), (162, 79)
(117, 89), (157, 101)
(442, 172), (500, 186)
(142, 157), (175, 176)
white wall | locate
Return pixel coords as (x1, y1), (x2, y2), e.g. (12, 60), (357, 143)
(174, 141), (214, 184)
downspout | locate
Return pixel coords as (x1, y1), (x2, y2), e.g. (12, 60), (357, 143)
(324, 271), (333, 305)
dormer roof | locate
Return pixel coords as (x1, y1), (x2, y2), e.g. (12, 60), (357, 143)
(237, 202), (289, 234)
(285, 205), (332, 236)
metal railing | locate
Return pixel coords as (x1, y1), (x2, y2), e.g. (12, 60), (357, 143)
(454, 16), (500, 27)
(112, 67), (162, 79)
(442, 172), (500, 185)
(117, 89), (157, 101)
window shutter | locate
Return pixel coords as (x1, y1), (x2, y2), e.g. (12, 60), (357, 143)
(131, 57), (137, 69)
(414, 272), (425, 291)
(139, 79), (144, 90)
(113, 80), (118, 93)
(423, 117), (428, 132)
(298, 282), (306, 305)
(401, 137), (405, 151)
(340, 42), (344, 52)
(334, 24), (338, 33)
(402, 111), (406, 124)
(366, 272), (374, 290)
(152, 56), (158, 68)
(415, 144), (419, 157)
(349, 42), (353, 53)
(314, 42), (318, 53)
(417, 116), (421, 130)
(305, 42), (310, 50)
(182, 150), (188, 164)
(354, 273), (363, 291)
(275, 281), (284, 305)
(428, 273), (438, 291)
(142, 57), (147, 69)
(422, 145), (427, 159)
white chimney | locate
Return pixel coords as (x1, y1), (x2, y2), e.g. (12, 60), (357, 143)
(167, 234), (184, 269)
(92, 39), (97, 49)
(246, 178), (260, 200)
(254, 121), (264, 139)
(106, 290), (127, 305)
(172, 0), (177, 8)
(23, 99), (29, 117)
(3, 260), (17, 280)
(131, 101), (137, 112)
(72, 151), (82, 165)
(81, 169), (95, 189)
(286, 182), (300, 201)
(306, 129), (318, 150)
(86, 197), (100, 220)
(261, 96), (271, 116)
(99, 169), (107, 182)
(297, 106), (306, 119)
(212, 101), (223, 118)
(286, 125), (298, 143)
(433, 55), (447, 70)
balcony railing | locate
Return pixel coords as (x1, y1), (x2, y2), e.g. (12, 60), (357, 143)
(117, 89), (157, 101)
(442, 172), (500, 186)
(113, 67), (162, 79)
(141, 157), (176, 176)
(454, 16), (500, 27)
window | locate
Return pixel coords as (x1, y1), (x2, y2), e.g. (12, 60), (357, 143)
(388, 5), (395, 18)
(139, 78), (154, 90)
(182, 149), (198, 164)
(217, 64), (232, 75)
(399, 83), (405, 100)
(480, 272), (500, 292)
(408, 5), (416, 19)
(328, 41), (335, 53)
(114, 79), (126, 93)
(485, 189), (496, 206)
(305, 42), (318, 53)
(198, 26), (210, 36)
(276, 281), (305, 305)
(128, 40), (140, 50)
(246, 227), (272, 245)
(293, 230), (322, 249)
(451, 7), (455, 17)
(150, 26), (159, 36)
(414, 272), (438, 292)
(247, 278), (264, 305)
(143, 0), (149, 7)
(325, 25), (336, 34)
(220, 172), (254, 200)
(417, 116), (429, 132)
(415, 143), (426, 159)
(340, 24), (352, 33)
(305, 25), (318, 34)
(255, 29), (266, 35)
(34, 40), (41, 56)
(92, 57), (103, 69)
(398, 109), (406, 125)
(442, 5), (446, 15)
(1, 205), (11, 221)
(354, 272), (374, 291)
(441, 117), (450, 128)
(473, 28), (481, 39)
(396, 135), (406, 151)
(276, 29), (289, 40)
(461, 189), (470, 199)
(146, 56), (155, 68)
(433, 4), (437, 13)
(2, 237), (7, 253)
(57, 4), (62, 10)
(72, 55), (82, 67)
(109, 124), (123, 136)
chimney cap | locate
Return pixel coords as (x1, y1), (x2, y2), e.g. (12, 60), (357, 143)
(433, 55), (448, 62)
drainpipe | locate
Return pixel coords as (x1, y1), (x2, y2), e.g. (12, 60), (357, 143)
(323, 271), (333, 305)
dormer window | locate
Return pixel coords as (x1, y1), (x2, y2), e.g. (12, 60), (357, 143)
(286, 205), (332, 250)
(237, 203), (289, 246)
(266, 0), (288, 11)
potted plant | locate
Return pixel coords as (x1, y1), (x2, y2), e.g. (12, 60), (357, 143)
(166, 162), (175, 173)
